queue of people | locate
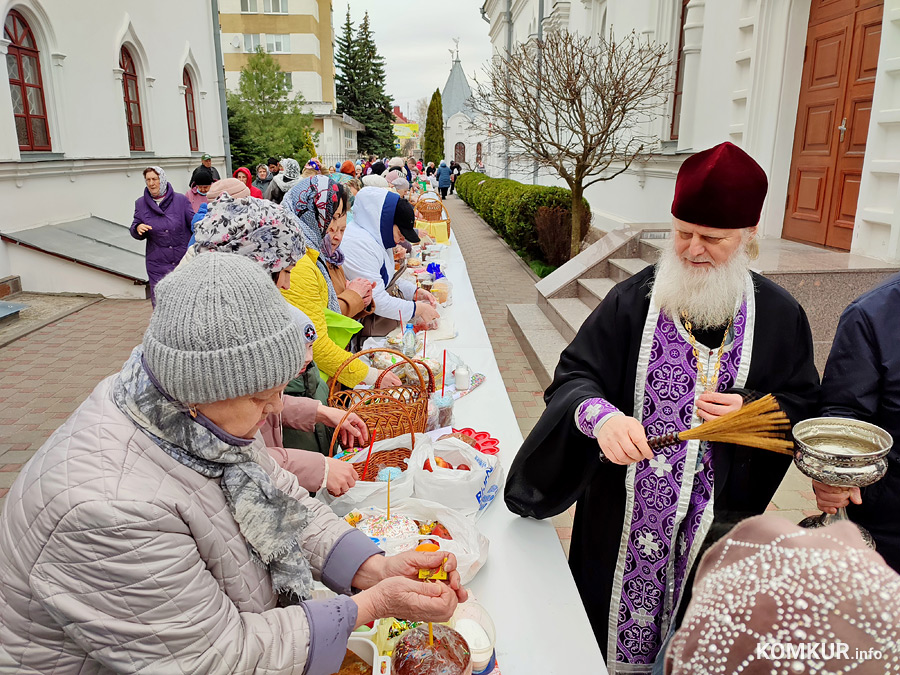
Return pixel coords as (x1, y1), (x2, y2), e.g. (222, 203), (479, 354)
(0, 151), (465, 673)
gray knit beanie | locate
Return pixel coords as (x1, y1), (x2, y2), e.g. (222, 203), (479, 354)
(143, 252), (305, 404)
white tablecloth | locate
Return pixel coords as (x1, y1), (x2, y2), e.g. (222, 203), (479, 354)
(419, 234), (606, 673)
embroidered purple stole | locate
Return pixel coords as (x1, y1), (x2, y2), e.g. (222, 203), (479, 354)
(607, 301), (749, 672)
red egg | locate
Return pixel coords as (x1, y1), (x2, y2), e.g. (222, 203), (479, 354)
(456, 464), (471, 471)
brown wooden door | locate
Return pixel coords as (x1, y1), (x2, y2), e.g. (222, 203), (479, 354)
(783, 0), (883, 250)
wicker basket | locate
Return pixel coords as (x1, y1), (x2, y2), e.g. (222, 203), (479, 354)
(328, 396), (418, 458)
(355, 448), (414, 482)
(328, 349), (432, 442)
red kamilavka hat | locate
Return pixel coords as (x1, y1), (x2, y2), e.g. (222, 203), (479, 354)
(671, 142), (768, 229)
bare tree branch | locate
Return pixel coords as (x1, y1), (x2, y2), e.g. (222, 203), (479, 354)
(469, 30), (672, 257)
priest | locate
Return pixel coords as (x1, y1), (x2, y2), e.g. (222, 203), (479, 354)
(505, 142), (820, 673)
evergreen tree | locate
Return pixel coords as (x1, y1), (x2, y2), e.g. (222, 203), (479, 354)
(228, 47), (315, 165)
(423, 89), (444, 165)
(334, 7), (360, 116)
(353, 12), (396, 155)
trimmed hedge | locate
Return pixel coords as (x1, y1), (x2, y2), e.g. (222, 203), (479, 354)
(455, 172), (591, 261)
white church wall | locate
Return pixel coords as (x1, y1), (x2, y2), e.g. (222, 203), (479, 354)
(0, 0), (226, 284)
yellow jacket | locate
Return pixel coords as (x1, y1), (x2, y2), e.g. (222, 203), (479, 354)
(282, 250), (369, 387)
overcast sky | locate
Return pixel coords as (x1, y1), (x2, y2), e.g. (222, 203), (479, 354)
(330, 0), (493, 121)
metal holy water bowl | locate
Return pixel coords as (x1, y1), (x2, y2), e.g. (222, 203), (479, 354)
(792, 417), (892, 548)
(792, 417), (892, 487)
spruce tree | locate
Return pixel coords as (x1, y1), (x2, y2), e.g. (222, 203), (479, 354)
(423, 89), (444, 165)
(354, 12), (396, 155)
(334, 7), (359, 116)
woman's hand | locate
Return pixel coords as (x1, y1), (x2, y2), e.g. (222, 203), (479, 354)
(325, 457), (358, 496)
(414, 288), (438, 306)
(414, 302), (440, 324)
(377, 370), (403, 388)
(316, 406), (368, 447)
(136, 223), (152, 236)
(352, 577), (459, 628)
(695, 392), (743, 421)
(812, 480), (862, 514)
(347, 278), (374, 305)
(379, 550), (466, 602)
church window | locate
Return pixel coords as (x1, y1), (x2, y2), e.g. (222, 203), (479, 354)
(5, 10), (51, 151)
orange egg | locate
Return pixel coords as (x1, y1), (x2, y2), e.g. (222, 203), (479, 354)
(415, 542), (440, 553)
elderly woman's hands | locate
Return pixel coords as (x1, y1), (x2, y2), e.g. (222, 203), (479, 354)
(351, 551), (467, 600)
(350, 550), (468, 628)
(353, 577), (459, 628)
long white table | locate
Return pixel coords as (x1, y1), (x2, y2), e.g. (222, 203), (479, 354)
(420, 233), (606, 673)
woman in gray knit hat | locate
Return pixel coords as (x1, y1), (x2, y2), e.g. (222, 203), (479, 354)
(0, 252), (466, 674)
(191, 193), (367, 496)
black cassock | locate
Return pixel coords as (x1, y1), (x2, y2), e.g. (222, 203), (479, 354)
(505, 266), (820, 666)
(821, 273), (900, 573)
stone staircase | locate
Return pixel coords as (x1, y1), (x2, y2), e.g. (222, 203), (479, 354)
(509, 227), (900, 389)
(510, 226), (667, 388)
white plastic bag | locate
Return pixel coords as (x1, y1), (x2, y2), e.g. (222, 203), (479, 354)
(412, 436), (505, 520)
(320, 433), (431, 517)
(355, 497), (490, 584)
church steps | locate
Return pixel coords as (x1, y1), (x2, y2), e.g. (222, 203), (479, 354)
(508, 303), (570, 389)
(546, 297), (593, 342)
(577, 278), (616, 310)
(608, 257), (650, 282)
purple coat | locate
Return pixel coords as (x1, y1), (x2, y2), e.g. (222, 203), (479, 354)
(130, 187), (194, 300)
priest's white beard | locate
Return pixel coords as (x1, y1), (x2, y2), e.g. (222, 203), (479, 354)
(653, 237), (751, 330)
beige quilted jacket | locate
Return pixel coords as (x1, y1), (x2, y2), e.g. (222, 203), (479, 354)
(0, 377), (368, 674)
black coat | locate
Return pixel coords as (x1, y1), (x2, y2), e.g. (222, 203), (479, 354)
(821, 273), (900, 573)
(505, 266), (821, 654)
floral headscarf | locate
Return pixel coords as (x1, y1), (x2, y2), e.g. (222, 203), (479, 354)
(191, 193), (306, 273)
(146, 166), (168, 199)
(272, 158), (302, 193)
(283, 176), (343, 312)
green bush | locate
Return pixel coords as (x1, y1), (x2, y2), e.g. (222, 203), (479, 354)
(455, 173), (591, 262)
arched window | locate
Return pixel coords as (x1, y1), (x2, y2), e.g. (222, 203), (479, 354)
(4, 10), (51, 151)
(120, 46), (144, 151)
(476, 142), (483, 163)
(454, 142), (466, 164)
(183, 68), (198, 151)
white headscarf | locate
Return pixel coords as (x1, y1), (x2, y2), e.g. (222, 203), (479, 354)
(147, 166), (168, 199)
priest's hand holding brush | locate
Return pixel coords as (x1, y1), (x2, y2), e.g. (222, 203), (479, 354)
(595, 392), (791, 465)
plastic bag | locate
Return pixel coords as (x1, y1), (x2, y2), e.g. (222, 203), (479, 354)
(413, 437), (505, 520)
(431, 278), (453, 306)
(356, 497), (490, 584)
(320, 433), (431, 517)
(392, 624), (472, 675)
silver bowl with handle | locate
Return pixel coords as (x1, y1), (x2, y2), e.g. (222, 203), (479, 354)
(792, 417), (892, 548)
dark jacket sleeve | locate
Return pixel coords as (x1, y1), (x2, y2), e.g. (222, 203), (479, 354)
(820, 303), (881, 421)
(505, 281), (637, 519)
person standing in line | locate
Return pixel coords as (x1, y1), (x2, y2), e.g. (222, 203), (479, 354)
(267, 156), (280, 178)
(189, 153), (220, 186)
(130, 166), (194, 304)
(253, 164), (273, 194)
(814, 271), (900, 574)
(435, 160), (452, 199)
(233, 167), (263, 198)
(449, 161), (461, 194)
(185, 167), (213, 214)
(265, 158), (303, 205)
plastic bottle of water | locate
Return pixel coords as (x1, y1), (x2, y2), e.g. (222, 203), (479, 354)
(402, 322), (417, 359)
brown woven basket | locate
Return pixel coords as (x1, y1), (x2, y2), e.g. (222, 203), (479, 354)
(328, 348), (431, 439)
(356, 448), (414, 482)
(327, 394), (418, 458)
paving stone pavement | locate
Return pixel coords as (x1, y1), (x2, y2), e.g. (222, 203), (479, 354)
(0, 299), (153, 510)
